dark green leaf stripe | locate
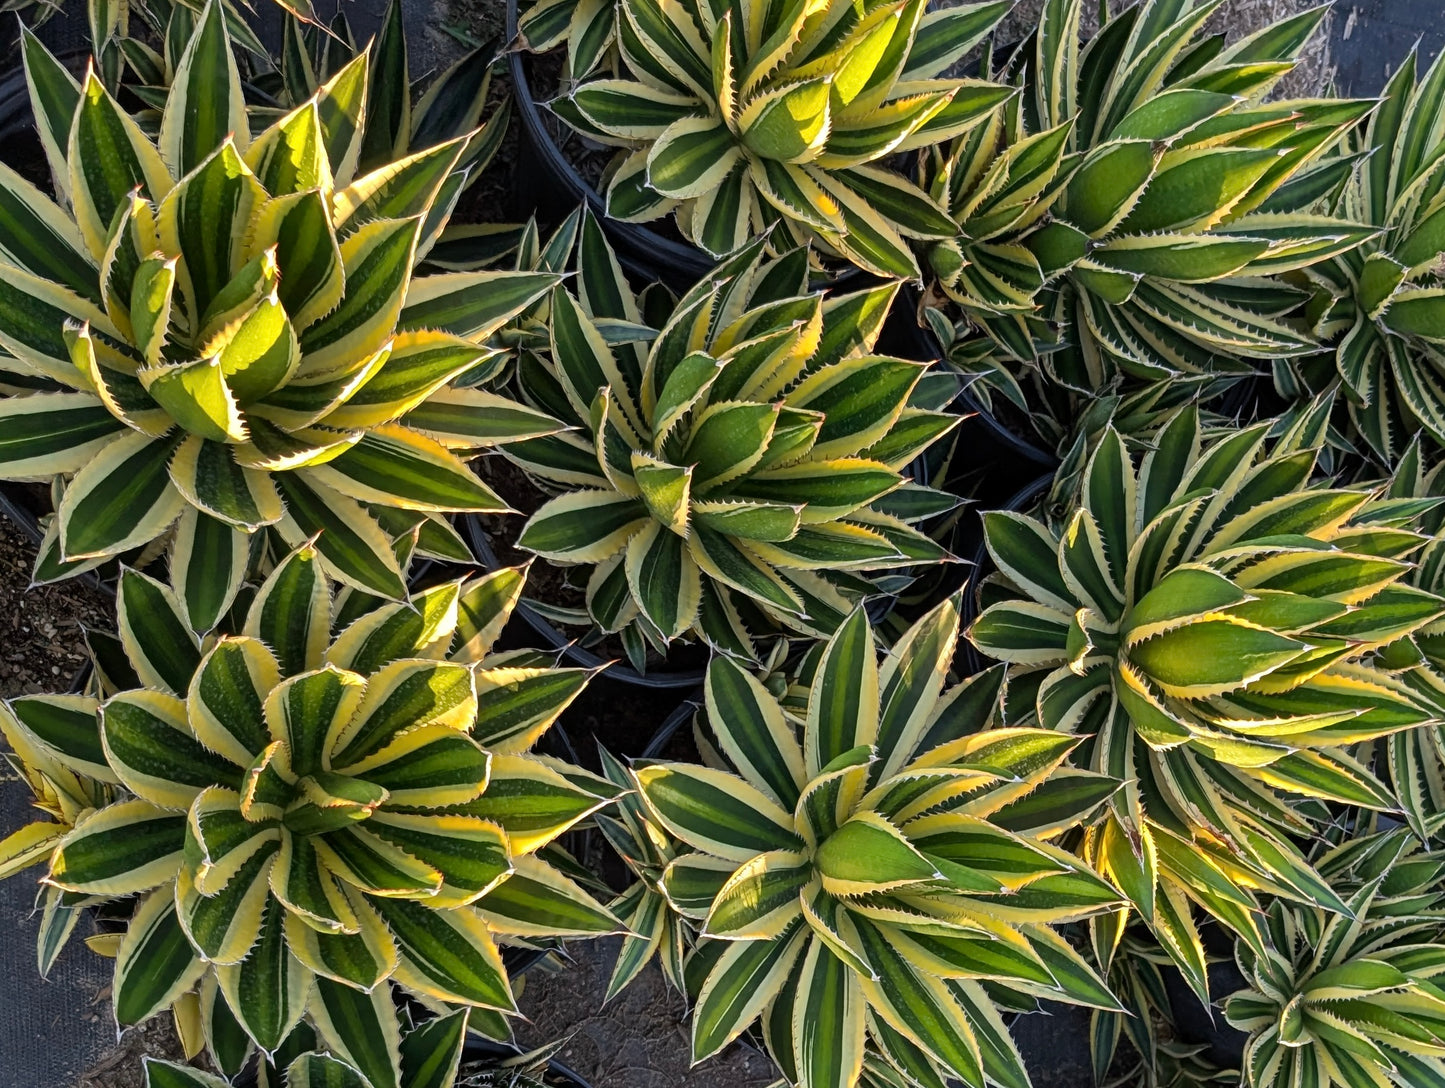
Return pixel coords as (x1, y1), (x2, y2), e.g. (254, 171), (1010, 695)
(337, 586), (459, 675)
(360, 731), (490, 797)
(707, 657), (802, 807)
(166, 0), (243, 175)
(285, 1054), (368, 1088)
(473, 670), (588, 747)
(372, 898), (514, 1009)
(178, 439), (270, 526)
(345, 139), (464, 224)
(853, 919), (983, 1083)
(360, 0), (407, 170)
(796, 941), (860, 1088)
(801, 361), (920, 449)
(343, 338), (482, 408)
(0, 168), (100, 300)
(450, 766), (599, 838)
(275, 669), (353, 775)
(273, 191), (341, 321)
(694, 925), (806, 1057)
(193, 641), (272, 757)
(62, 433), (181, 559)
(301, 220), (417, 354)
(316, 54), (366, 176)
(176, 510), (244, 633)
(332, 662), (473, 765)
(0, 397), (122, 470)
(398, 272), (562, 337)
(20, 30), (80, 176)
(9, 695), (105, 772)
(517, 494), (646, 555)
(322, 432), (498, 509)
(324, 826), (438, 893)
(53, 808), (186, 888)
(72, 77), (159, 239)
(119, 569), (201, 695)
(638, 764), (803, 855)
(171, 146), (254, 317)
(276, 475), (406, 600)
(221, 899), (302, 1050)
(478, 870), (618, 933)
(0, 275), (86, 367)
(368, 819), (506, 895)
(312, 978), (401, 1088)
(103, 698), (239, 791)
(692, 527), (801, 614)
(310, 909), (393, 985)
(192, 798), (263, 865)
(398, 1007), (468, 1088)
(812, 608), (875, 770)
(251, 547), (327, 678)
(115, 895), (202, 1025)
(183, 842), (276, 958)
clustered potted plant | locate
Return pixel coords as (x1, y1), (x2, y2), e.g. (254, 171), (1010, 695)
(6, 0), (1445, 1087)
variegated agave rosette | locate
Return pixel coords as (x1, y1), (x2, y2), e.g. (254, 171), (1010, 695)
(508, 229), (960, 664)
(0, 0), (564, 622)
(632, 601), (1125, 1088)
(1359, 441), (1445, 848)
(968, 400), (1445, 999)
(1299, 46), (1445, 462)
(1225, 829), (1445, 1088)
(5, 546), (620, 1069)
(923, 0), (1372, 441)
(551, 0), (1015, 276)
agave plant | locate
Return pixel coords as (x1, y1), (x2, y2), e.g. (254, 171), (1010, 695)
(969, 400), (1445, 997)
(510, 227), (958, 664)
(552, 0), (1015, 276)
(922, 104), (1073, 363)
(1346, 439), (1445, 843)
(12, 545), (619, 1066)
(0, 0), (563, 620)
(146, 1005), (566, 1088)
(1109, 1040), (1238, 1088)
(595, 744), (691, 1000)
(517, 0), (619, 81)
(0, 691), (116, 977)
(7, 0), (300, 92)
(1087, 919), (1176, 1087)
(633, 599), (1123, 1088)
(1299, 47), (1445, 462)
(922, 0), (1372, 447)
(1225, 829), (1445, 1088)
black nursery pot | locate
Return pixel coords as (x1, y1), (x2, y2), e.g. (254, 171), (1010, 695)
(461, 513), (706, 690)
(640, 691), (702, 759)
(504, 0), (714, 290)
(0, 62), (33, 140)
(1159, 924), (1250, 1071)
